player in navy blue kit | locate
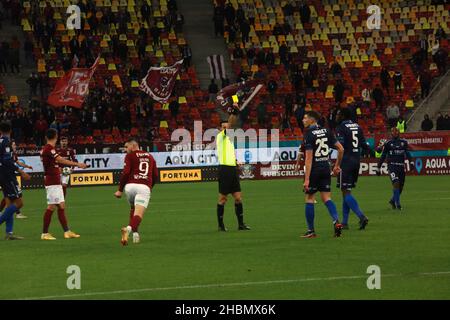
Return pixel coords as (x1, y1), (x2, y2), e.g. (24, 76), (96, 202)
(335, 108), (370, 230)
(0, 122), (30, 240)
(301, 111), (345, 238)
(376, 127), (411, 210)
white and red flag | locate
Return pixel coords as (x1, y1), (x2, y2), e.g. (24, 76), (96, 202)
(139, 60), (183, 103)
(47, 56), (100, 108)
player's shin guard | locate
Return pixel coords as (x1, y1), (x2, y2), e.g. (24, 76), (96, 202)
(342, 200), (350, 225)
(305, 203), (315, 231)
(0, 205), (18, 225)
(325, 200), (339, 223)
(57, 209), (69, 232)
(217, 204), (225, 226)
(130, 215), (142, 232)
(235, 202), (244, 225)
(344, 194), (365, 220)
(43, 209), (53, 233)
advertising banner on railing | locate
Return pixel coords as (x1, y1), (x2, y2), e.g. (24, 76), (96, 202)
(16, 148), (307, 172)
(375, 131), (450, 151)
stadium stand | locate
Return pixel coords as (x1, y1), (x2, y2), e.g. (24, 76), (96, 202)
(1, 0), (214, 148)
(214, 0), (449, 138)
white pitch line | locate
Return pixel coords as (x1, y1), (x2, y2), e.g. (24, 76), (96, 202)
(18, 271), (450, 300)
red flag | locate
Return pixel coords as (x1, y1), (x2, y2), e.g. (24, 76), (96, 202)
(47, 57), (100, 108)
(139, 60), (183, 103)
(216, 79), (263, 112)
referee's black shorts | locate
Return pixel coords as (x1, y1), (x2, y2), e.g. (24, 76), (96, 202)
(218, 165), (241, 195)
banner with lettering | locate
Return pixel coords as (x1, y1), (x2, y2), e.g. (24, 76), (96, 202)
(375, 131), (450, 151)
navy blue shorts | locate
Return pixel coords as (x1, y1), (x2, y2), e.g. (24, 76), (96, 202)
(305, 168), (331, 194)
(337, 161), (360, 190)
(388, 165), (405, 185)
(0, 173), (22, 200)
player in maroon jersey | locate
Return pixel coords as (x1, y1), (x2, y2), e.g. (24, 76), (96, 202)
(56, 136), (77, 197)
(40, 129), (88, 241)
(114, 139), (158, 246)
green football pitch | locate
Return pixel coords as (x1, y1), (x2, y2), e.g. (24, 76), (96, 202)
(0, 176), (449, 300)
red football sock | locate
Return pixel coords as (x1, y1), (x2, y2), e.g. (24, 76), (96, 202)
(0, 198), (6, 211)
(130, 215), (142, 232)
(129, 208), (135, 225)
(43, 209), (53, 233)
(57, 208), (69, 232)
(63, 186), (67, 197)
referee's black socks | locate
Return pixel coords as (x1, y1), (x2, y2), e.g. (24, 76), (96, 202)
(217, 204), (225, 226)
(235, 202), (244, 225)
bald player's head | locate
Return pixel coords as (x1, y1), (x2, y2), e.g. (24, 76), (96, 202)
(124, 139), (139, 153)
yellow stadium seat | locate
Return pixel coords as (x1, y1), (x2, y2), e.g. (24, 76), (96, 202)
(405, 100), (414, 108)
(178, 96), (187, 104)
(9, 96), (19, 103)
(131, 80), (139, 88)
(108, 63), (117, 70)
(160, 121), (168, 128)
(49, 71), (57, 78)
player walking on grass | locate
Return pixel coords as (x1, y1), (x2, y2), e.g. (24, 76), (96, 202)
(40, 129), (88, 240)
(0, 123), (31, 240)
(376, 127), (411, 210)
(301, 111), (344, 238)
(216, 114), (250, 232)
(335, 108), (369, 230)
(0, 140), (33, 219)
(56, 136), (77, 197)
(115, 139), (158, 246)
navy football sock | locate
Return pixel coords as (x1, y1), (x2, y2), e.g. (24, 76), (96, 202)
(0, 205), (17, 225)
(5, 215), (14, 234)
(393, 189), (401, 206)
(305, 203), (315, 231)
(344, 194), (365, 220)
(342, 199), (350, 225)
(325, 200), (339, 223)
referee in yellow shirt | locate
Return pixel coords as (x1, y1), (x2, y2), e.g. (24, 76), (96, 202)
(216, 113), (250, 232)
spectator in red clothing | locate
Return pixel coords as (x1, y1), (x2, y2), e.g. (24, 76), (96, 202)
(34, 114), (49, 146)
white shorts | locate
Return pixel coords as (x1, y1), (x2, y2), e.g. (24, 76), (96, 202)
(124, 183), (151, 208)
(45, 185), (65, 205)
(61, 174), (70, 185)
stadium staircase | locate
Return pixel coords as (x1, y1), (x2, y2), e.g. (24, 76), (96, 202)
(407, 69), (450, 131)
(0, 19), (35, 106)
(177, 0), (233, 89)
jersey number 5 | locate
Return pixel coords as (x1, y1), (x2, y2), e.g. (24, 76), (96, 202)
(352, 130), (359, 148)
(315, 138), (329, 157)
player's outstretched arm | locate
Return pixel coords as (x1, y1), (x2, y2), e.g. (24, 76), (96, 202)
(56, 156), (88, 169)
(16, 160), (33, 170)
